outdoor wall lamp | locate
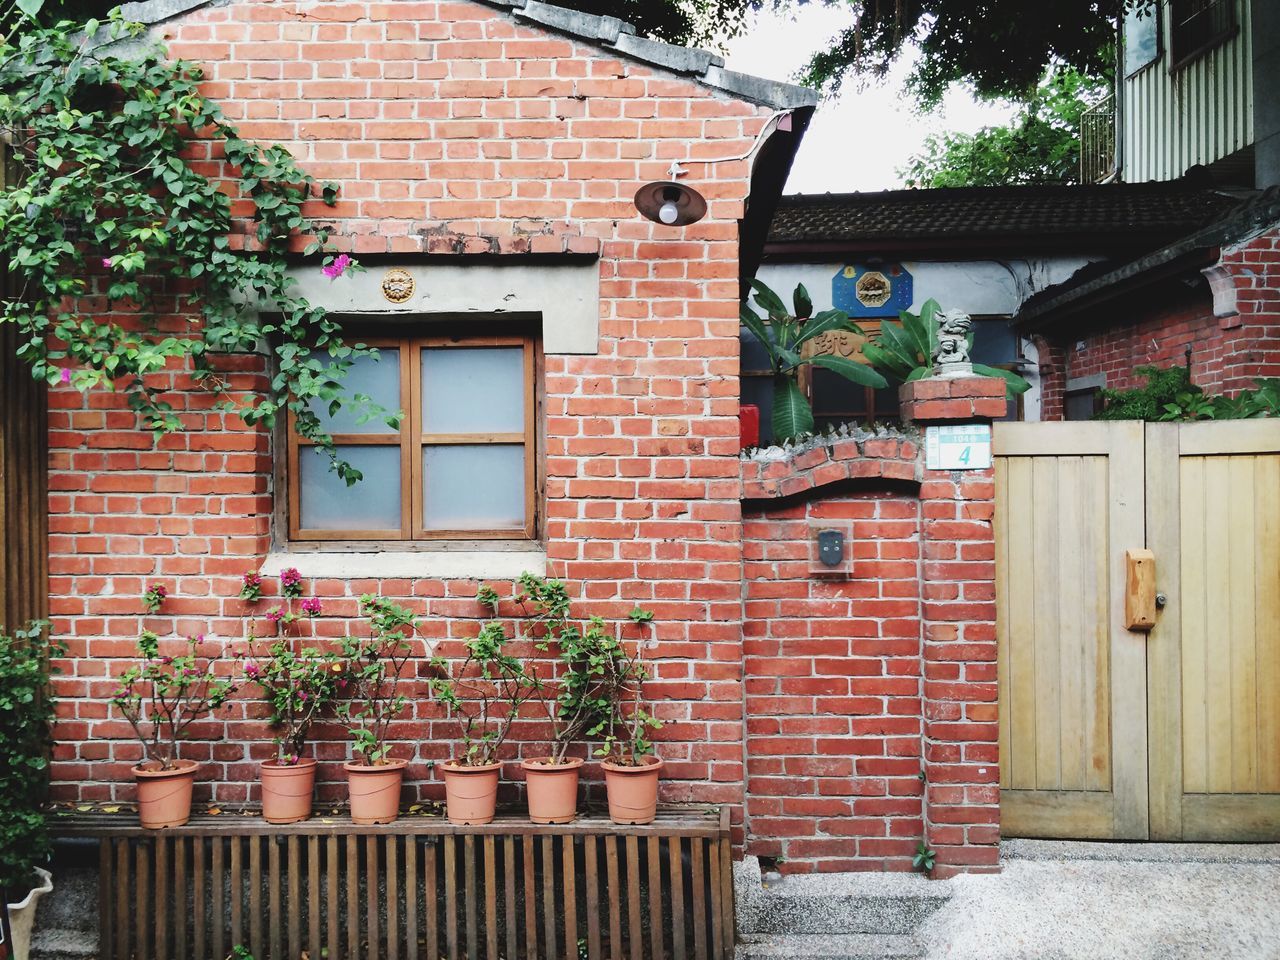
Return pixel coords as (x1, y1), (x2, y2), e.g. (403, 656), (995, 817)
(633, 110), (798, 228)
(634, 177), (707, 226)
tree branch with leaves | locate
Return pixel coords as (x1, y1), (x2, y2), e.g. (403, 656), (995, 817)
(0, 13), (398, 485)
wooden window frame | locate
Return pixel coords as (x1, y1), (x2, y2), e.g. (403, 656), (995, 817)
(1168, 0), (1238, 72)
(285, 331), (540, 544)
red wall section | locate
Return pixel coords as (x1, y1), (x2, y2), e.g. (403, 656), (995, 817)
(743, 490), (925, 873)
(1037, 226), (1280, 418)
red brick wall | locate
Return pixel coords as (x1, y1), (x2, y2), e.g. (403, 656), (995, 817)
(1038, 226), (1280, 418)
(46, 0), (766, 824)
(42, 1), (1007, 875)
(742, 439), (923, 873)
(739, 412), (999, 875)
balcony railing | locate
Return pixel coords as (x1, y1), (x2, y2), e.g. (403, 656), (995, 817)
(1079, 94), (1116, 184)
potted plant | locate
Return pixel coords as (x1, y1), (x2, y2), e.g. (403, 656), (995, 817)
(504, 575), (604, 824)
(336, 596), (416, 825)
(242, 638), (341, 823)
(593, 609), (664, 825)
(428, 600), (538, 826)
(110, 632), (237, 829)
(1, 621), (62, 960)
(240, 572), (340, 823)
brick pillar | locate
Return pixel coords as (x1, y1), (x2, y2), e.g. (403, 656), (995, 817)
(901, 376), (1004, 877)
(1033, 335), (1067, 422)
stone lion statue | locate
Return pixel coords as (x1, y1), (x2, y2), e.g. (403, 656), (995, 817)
(932, 308), (973, 375)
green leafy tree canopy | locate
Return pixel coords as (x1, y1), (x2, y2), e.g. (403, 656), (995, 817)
(900, 67), (1108, 187)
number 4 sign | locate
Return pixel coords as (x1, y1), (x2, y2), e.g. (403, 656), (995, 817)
(925, 424), (993, 471)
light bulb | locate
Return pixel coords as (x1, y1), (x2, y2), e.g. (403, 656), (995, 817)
(658, 201), (679, 225)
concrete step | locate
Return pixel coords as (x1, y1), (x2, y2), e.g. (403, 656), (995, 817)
(736, 932), (927, 960)
(30, 928), (97, 960)
(735, 858), (951, 936)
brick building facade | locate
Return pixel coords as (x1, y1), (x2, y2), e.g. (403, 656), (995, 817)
(1019, 196), (1280, 420)
(39, 0), (1002, 878)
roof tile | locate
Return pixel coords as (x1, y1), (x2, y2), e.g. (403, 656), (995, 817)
(767, 183), (1243, 245)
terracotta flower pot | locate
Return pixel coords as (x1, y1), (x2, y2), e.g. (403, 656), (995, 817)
(261, 757), (317, 824)
(344, 758), (407, 825)
(601, 756), (664, 825)
(521, 756), (583, 824)
(134, 759), (199, 829)
(6, 867), (52, 960)
(440, 761), (502, 825)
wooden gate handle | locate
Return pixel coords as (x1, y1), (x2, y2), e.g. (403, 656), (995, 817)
(1125, 549), (1157, 631)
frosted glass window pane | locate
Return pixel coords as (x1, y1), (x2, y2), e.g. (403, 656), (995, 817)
(423, 445), (525, 529)
(422, 348), (524, 434)
(306, 348), (399, 435)
(299, 446), (401, 531)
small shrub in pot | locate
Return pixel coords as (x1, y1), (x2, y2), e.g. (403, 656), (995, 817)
(110, 632), (237, 829)
(240, 571), (342, 823)
(242, 639), (342, 823)
(336, 596), (416, 825)
(592, 609), (664, 825)
(428, 604), (538, 826)
(504, 575), (597, 823)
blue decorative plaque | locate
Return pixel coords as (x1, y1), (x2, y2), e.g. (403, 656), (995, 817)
(831, 263), (913, 318)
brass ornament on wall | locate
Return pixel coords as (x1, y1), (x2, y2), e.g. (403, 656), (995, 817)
(381, 269), (415, 304)
(855, 270), (891, 308)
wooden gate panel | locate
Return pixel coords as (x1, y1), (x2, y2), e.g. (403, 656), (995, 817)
(995, 421), (1148, 840)
(1148, 423), (1280, 840)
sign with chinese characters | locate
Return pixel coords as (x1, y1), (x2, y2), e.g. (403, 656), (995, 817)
(832, 263), (913, 318)
(925, 424), (992, 471)
(805, 327), (867, 360)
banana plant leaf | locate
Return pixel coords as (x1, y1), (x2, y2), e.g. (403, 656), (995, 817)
(809, 354), (888, 388)
(771, 376), (814, 442)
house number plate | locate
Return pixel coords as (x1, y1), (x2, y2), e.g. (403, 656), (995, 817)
(925, 424), (992, 471)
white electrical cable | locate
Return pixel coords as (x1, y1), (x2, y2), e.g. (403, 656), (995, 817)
(666, 109), (796, 181)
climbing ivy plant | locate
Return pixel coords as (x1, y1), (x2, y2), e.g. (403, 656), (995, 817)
(0, 14), (397, 481)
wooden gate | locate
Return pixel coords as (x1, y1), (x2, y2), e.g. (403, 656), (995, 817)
(995, 420), (1280, 841)
(0, 322), (49, 632)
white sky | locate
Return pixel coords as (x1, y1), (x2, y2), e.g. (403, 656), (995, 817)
(721, 5), (1019, 194)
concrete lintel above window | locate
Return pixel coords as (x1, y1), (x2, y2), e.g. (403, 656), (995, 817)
(285, 258), (601, 355)
(259, 548), (547, 582)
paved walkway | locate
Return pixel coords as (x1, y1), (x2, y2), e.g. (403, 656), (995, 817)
(921, 841), (1280, 960)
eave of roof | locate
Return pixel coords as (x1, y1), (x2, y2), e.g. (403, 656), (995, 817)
(1014, 188), (1280, 333)
(118, 0), (819, 110)
(762, 182), (1244, 258)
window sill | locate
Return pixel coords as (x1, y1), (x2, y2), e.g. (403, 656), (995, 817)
(259, 547), (546, 581)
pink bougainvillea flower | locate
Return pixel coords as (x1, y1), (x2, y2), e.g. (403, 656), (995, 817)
(101, 257), (112, 268)
(60, 368), (71, 384)
(322, 253), (352, 279)
(301, 597), (322, 616)
(266, 607), (284, 623)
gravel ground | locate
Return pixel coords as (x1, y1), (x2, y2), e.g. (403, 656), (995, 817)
(921, 849), (1280, 960)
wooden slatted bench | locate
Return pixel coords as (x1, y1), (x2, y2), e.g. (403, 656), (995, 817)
(55, 806), (735, 960)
